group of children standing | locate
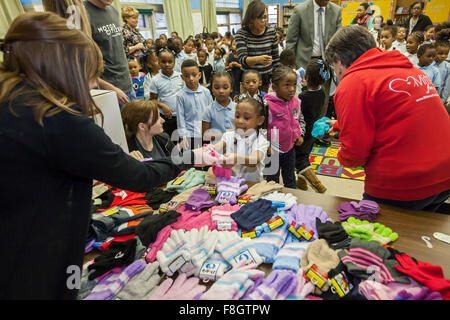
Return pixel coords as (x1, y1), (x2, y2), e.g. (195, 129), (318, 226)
(121, 30), (330, 193)
(376, 20), (450, 104)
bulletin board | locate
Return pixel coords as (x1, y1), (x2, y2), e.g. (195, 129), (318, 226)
(424, 0), (450, 23)
(341, 0), (396, 25)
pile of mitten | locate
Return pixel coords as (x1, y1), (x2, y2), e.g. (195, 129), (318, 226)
(82, 176), (449, 301)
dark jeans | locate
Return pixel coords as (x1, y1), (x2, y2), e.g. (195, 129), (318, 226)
(295, 134), (316, 172)
(265, 147), (297, 189)
(363, 189), (450, 213)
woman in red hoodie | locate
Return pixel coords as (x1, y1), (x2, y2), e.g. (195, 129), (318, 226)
(324, 25), (450, 212)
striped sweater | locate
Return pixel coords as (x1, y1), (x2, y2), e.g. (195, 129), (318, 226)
(235, 27), (280, 77)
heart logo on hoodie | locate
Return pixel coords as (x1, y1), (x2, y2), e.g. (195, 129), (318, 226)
(389, 75), (435, 97)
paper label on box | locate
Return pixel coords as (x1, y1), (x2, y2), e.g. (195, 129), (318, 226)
(241, 228), (257, 238)
(306, 265), (328, 289)
(238, 194), (254, 204)
(267, 216), (284, 230)
(101, 207), (119, 217)
(217, 221), (232, 231)
(200, 262), (221, 281)
(173, 178), (185, 185)
(168, 255), (186, 274)
(298, 223), (314, 241)
(331, 271), (353, 297)
(233, 249), (258, 266)
(288, 221), (302, 238)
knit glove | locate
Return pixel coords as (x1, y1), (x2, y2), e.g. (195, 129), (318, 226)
(215, 176), (248, 204)
(251, 224), (290, 264)
(87, 238), (138, 280)
(396, 287), (443, 300)
(272, 242), (310, 273)
(149, 273), (207, 300)
(394, 253), (450, 299)
(144, 189), (176, 210)
(242, 180), (284, 202)
(231, 199), (277, 231)
(159, 185), (203, 212)
(135, 210), (181, 247)
(338, 238), (411, 285)
(261, 191), (298, 210)
(185, 188), (214, 211)
(316, 218), (352, 249)
(200, 262), (265, 300)
(156, 229), (190, 276)
(216, 231), (264, 268)
(285, 204), (331, 243)
(312, 117), (331, 138)
(286, 269), (315, 300)
(198, 250), (232, 282)
(242, 269), (298, 300)
(338, 200), (379, 223)
(341, 217), (398, 245)
(84, 259), (146, 300)
(145, 225), (173, 263)
(115, 261), (162, 300)
(210, 204), (240, 231)
(300, 239), (340, 293)
(179, 226), (219, 276)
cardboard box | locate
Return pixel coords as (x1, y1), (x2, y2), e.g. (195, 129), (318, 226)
(91, 90), (129, 154)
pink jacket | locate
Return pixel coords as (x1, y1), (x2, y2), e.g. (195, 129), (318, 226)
(265, 93), (302, 153)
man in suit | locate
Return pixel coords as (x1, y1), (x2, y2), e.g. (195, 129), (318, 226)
(286, 0), (342, 118)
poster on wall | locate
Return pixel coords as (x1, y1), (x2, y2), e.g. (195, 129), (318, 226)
(341, 0), (395, 25)
(424, 0), (450, 23)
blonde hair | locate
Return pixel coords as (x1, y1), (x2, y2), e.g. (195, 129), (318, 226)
(121, 100), (159, 139)
(0, 11), (104, 125)
(121, 6), (139, 23)
(42, 0), (92, 37)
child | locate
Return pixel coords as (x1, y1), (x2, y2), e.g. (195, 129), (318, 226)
(279, 49), (302, 96)
(176, 59), (213, 149)
(434, 40), (450, 103)
(159, 33), (168, 46)
(197, 50), (213, 89)
(181, 38), (197, 61)
(234, 69), (266, 104)
(295, 59), (329, 193)
(128, 58), (146, 100)
(143, 50), (160, 100)
(149, 43), (185, 137)
(264, 66), (305, 189)
(211, 97), (270, 182)
(225, 38), (242, 97)
(404, 31), (424, 65)
(146, 38), (154, 49)
(171, 37), (185, 73)
(205, 37), (216, 66)
(202, 72), (237, 142)
(416, 43), (441, 91)
(424, 25), (435, 44)
(213, 47), (226, 72)
(393, 26), (407, 55)
(379, 25), (397, 51)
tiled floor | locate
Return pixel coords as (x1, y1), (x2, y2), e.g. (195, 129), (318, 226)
(297, 173), (365, 200)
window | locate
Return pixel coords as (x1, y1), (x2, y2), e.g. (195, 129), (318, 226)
(153, 12), (168, 38)
(138, 13), (152, 40)
(215, 0), (240, 8)
(267, 5), (279, 28)
(217, 11), (242, 36)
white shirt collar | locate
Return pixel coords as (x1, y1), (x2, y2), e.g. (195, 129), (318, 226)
(313, 0), (326, 12)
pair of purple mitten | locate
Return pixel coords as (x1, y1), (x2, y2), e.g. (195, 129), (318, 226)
(338, 200), (379, 223)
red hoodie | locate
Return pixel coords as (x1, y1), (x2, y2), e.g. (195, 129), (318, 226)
(334, 48), (450, 201)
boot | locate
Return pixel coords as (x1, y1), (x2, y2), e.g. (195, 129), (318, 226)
(300, 167), (327, 193)
(296, 174), (308, 190)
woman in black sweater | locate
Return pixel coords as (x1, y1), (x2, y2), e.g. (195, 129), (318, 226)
(404, 1), (433, 35)
(0, 12), (212, 300)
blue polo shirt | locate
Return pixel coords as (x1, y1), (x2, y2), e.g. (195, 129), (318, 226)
(202, 98), (236, 134)
(176, 85), (213, 138)
(148, 70), (185, 116)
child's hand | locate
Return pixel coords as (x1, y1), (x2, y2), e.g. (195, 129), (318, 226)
(180, 137), (190, 150)
(161, 105), (173, 119)
(325, 119), (338, 134)
(295, 137), (304, 146)
(222, 153), (237, 169)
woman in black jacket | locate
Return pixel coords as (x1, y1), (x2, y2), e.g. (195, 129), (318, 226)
(404, 1), (433, 35)
(0, 12), (213, 300)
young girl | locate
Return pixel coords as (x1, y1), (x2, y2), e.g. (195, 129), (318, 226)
(197, 50), (213, 88)
(424, 25), (435, 44)
(205, 37), (216, 66)
(234, 69), (266, 104)
(393, 26), (407, 55)
(143, 50), (160, 100)
(149, 43), (185, 137)
(211, 97), (270, 182)
(202, 72), (237, 142)
(264, 66), (305, 189)
(171, 37), (185, 73)
(416, 43), (441, 90)
(379, 25), (397, 51)
(213, 47), (226, 72)
(434, 40), (450, 103)
(128, 58), (146, 100)
(295, 59), (329, 193)
(225, 38), (243, 97)
(181, 38), (197, 61)
(404, 31), (424, 65)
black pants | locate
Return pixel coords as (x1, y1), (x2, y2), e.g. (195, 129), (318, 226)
(295, 134), (316, 172)
(162, 115), (177, 141)
(265, 147), (297, 189)
(363, 189), (450, 213)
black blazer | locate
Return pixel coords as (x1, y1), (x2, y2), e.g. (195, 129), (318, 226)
(127, 132), (175, 158)
(0, 89), (189, 299)
(404, 14), (433, 34)
(199, 63), (213, 87)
